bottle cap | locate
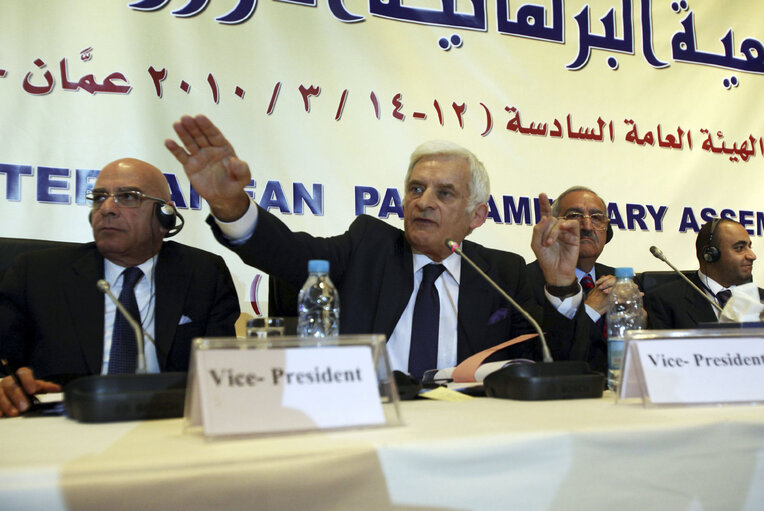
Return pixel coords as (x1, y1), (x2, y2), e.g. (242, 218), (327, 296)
(308, 259), (330, 273)
(614, 267), (634, 278)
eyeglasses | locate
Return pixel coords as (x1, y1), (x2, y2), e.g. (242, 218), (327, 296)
(86, 190), (166, 209)
(558, 212), (609, 230)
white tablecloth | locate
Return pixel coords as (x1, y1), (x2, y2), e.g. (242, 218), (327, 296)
(2, 395), (764, 511)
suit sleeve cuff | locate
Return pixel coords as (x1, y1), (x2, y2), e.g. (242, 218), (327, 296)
(213, 198), (258, 245)
(585, 304), (602, 323)
(544, 288), (583, 320)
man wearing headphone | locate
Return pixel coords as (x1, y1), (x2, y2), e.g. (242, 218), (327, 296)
(644, 218), (761, 329)
(0, 158), (239, 417)
(526, 186), (615, 374)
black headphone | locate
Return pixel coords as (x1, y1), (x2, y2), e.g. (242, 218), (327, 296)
(702, 218), (722, 263)
(89, 201), (185, 238)
(154, 201), (185, 237)
(605, 222), (614, 243)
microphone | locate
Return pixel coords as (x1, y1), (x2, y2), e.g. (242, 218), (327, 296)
(97, 279), (147, 374)
(60, 282), (188, 423)
(445, 239), (603, 400)
(445, 239), (552, 362)
(649, 246), (723, 313)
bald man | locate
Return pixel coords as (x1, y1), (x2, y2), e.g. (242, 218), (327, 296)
(0, 158), (239, 417)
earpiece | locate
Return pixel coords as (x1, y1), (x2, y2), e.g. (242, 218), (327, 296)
(605, 222), (613, 243)
(154, 202), (184, 238)
(702, 218), (721, 263)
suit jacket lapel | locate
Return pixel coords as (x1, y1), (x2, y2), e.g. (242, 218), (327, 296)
(685, 274), (717, 324)
(373, 235), (413, 337)
(154, 243), (189, 368)
(66, 245), (105, 373)
(456, 243), (493, 360)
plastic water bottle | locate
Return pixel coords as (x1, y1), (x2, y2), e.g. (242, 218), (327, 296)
(297, 260), (340, 337)
(606, 267), (645, 391)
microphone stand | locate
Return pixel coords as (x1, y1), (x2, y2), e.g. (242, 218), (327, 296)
(445, 239), (552, 362)
(649, 246), (722, 313)
(444, 239), (603, 400)
(97, 279), (147, 373)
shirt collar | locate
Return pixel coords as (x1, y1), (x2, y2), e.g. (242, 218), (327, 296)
(413, 251), (461, 284)
(104, 255), (158, 287)
(575, 267), (596, 282)
(697, 270), (728, 294)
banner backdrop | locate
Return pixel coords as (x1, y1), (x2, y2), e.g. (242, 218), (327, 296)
(2, 0), (763, 315)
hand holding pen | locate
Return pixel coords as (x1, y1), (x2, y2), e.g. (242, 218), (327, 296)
(0, 360), (61, 418)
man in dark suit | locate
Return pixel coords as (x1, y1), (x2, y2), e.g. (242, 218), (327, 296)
(645, 218), (759, 329)
(526, 186), (614, 373)
(0, 158), (239, 417)
(166, 115), (585, 379)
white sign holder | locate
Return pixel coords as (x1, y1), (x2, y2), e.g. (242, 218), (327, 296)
(619, 328), (764, 407)
(183, 335), (402, 437)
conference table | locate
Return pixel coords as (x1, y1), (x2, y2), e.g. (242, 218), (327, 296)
(2, 394), (763, 511)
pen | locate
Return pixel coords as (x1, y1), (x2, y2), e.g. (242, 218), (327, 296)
(0, 359), (41, 410)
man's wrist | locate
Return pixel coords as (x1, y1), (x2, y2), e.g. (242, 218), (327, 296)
(545, 279), (580, 298)
(210, 192), (251, 223)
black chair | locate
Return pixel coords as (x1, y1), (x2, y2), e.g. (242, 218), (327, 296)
(635, 270), (696, 292)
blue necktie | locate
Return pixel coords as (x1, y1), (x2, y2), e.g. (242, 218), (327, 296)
(408, 264), (445, 380)
(108, 267), (144, 374)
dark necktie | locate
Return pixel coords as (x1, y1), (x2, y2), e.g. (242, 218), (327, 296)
(108, 267), (144, 374)
(580, 275), (595, 295)
(716, 289), (732, 309)
(408, 264), (445, 380)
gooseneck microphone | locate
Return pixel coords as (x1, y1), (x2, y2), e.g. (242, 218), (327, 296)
(62, 281), (187, 422)
(445, 239), (552, 362)
(649, 246), (723, 313)
(97, 279), (147, 374)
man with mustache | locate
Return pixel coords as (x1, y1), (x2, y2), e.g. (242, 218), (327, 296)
(644, 218), (761, 329)
(166, 115), (587, 380)
(0, 158), (239, 417)
(526, 186), (615, 374)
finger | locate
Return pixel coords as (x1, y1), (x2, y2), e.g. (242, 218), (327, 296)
(16, 367), (38, 395)
(37, 381), (62, 393)
(223, 157), (251, 186)
(531, 216), (557, 249)
(164, 139), (190, 165)
(554, 218), (580, 246)
(0, 379), (19, 417)
(538, 193), (552, 218)
(181, 115), (212, 149)
(0, 377), (26, 414)
(195, 115), (236, 154)
(173, 119), (202, 155)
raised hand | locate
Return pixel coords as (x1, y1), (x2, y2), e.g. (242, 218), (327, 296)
(165, 114), (251, 221)
(531, 193), (580, 287)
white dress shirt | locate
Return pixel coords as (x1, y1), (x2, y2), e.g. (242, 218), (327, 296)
(697, 270), (731, 320)
(386, 252), (461, 372)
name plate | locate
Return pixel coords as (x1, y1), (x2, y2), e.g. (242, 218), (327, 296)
(185, 337), (393, 436)
(620, 329), (764, 405)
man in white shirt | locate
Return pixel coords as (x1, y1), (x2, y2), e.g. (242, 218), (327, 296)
(526, 186), (616, 373)
(645, 218), (760, 329)
(165, 114), (585, 379)
(0, 158), (239, 417)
